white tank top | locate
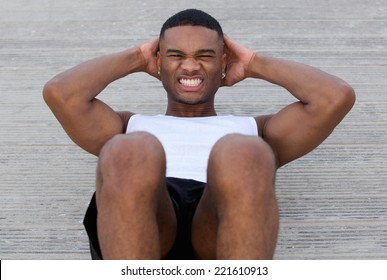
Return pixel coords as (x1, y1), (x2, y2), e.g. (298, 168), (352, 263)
(126, 114), (258, 183)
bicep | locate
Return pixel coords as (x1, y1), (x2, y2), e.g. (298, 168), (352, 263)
(54, 98), (127, 156)
(260, 101), (335, 167)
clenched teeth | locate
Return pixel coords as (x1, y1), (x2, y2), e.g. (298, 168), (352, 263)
(179, 78), (203, 87)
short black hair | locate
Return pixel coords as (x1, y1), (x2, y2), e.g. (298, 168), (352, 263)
(160, 9), (223, 39)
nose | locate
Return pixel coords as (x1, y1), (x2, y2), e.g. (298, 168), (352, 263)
(180, 57), (201, 72)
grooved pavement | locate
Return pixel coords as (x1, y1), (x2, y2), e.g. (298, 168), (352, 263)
(1, 0), (386, 259)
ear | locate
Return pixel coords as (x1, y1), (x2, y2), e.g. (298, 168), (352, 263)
(156, 51), (161, 72)
(221, 52), (227, 74)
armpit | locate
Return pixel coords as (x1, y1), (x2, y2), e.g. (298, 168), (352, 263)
(117, 111), (134, 133)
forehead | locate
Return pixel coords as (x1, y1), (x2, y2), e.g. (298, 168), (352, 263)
(160, 25), (222, 53)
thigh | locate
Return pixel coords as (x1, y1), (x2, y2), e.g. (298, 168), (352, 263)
(84, 182), (177, 260)
(191, 134), (277, 259)
(95, 133), (177, 258)
(157, 180), (179, 259)
(191, 185), (218, 259)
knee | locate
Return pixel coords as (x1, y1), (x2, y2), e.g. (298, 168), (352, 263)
(209, 134), (276, 172)
(208, 134), (276, 196)
(99, 132), (165, 168)
(97, 132), (166, 195)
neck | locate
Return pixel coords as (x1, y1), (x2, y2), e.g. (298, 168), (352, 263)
(165, 103), (217, 117)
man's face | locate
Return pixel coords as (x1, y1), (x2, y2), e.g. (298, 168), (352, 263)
(158, 25), (226, 106)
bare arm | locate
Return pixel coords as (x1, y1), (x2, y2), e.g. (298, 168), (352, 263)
(43, 39), (159, 156)
(223, 35), (356, 167)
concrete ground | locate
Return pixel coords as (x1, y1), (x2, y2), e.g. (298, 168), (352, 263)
(0, 0), (386, 259)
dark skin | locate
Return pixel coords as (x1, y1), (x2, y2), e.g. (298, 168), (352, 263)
(43, 25), (355, 259)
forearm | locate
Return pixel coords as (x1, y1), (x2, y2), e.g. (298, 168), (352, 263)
(44, 47), (145, 104)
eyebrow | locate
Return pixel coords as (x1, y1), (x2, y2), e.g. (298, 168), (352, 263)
(166, 49), (217, 55)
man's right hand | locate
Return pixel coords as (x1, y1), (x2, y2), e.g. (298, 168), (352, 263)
(138, 38), (160, 79)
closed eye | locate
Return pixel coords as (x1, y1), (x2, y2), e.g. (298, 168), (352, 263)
(196, 55), (216, 62)
(165, 49), (217, 60)
(166, 49), (185, 58)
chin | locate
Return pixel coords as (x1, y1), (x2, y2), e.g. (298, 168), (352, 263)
(165, 86), (217, 106)
(176, 97), (206, 105)
(177, 92), (215, 105)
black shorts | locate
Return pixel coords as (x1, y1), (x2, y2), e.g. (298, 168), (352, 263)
(83, 177), (205, 260)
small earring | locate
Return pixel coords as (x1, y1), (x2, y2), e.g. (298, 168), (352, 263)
(222, 73), (226, 79)
(157, 69), (161, 75)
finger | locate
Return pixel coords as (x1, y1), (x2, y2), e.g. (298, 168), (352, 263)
(149, 38), (160, 55)
(223, 34), (235, 49)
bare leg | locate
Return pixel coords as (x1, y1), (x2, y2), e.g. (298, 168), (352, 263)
(192, 134), (278, 259)
(96, 132), (177, 259)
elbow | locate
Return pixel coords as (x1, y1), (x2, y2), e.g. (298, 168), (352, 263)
(42, 78), (66, 109)
(315, 81), (356, 117)
(310, 81), (356, 124)
(333, 82), (356, 115)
